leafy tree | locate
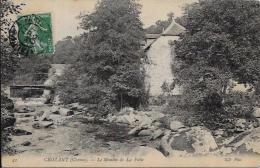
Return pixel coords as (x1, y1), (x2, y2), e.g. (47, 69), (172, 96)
(172, 0), (260, 129)
(1, 0), (24, 154)
(58, 0), (147, 116)
(52, 36), (79, 64)
(1, 0), (24, 84)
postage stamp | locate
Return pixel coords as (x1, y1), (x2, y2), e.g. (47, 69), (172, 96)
(12, 13), (54, 56)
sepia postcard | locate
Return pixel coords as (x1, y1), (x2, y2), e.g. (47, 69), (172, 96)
(1, 0), (260, 167)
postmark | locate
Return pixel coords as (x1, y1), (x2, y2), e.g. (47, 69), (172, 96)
(9, 13), (54, 56)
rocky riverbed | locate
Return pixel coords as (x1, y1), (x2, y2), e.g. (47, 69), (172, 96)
(5, 100), (162, 158)
(3, 99), (260, 158)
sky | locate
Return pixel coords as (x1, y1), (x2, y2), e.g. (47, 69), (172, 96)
(13, 0), (197, 42)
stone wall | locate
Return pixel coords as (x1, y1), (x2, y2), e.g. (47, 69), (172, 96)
(145, 36), (182, 96)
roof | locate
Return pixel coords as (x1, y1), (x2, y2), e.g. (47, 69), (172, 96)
(145, 34), (161, 39)
(144, 20), (185, 50)
(162, 20), (185, 36)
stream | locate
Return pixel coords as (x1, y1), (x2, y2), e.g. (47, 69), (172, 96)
(8, 103), (160, 157)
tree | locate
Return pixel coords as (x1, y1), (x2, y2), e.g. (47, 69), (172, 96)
(1, 0), (24, 153)
(58, 0), (147, 116)
(1, 0), (24, 84)
(52, 36), (79, 64)
(172, 0), (260, 129)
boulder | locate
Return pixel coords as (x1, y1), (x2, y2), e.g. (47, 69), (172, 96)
(32, 121), (54, 129)
(21, 141), (31, 146)
(151, 129), (164, 140)
(188, 126), (218, 154)
(138, 129), (154, 136)
(143, 111), (165, 122)
(12, 129), (32, 136)
(229, 127), (260, 154)
(159, 126), (218, 156)
(169, 120), (185, 131)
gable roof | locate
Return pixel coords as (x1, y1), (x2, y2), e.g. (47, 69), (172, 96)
(162, 20), (185, 36)
(144, 20), (185, 50)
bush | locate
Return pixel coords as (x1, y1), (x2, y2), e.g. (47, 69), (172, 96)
(164, 91), (258, 130)
(224, 92), (256, 118)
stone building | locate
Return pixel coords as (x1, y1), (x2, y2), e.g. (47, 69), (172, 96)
(144, 20), (185, 96)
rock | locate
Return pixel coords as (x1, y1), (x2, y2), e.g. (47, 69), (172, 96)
(138, 129), (154, 136)
(32, 121), (54, 129)
(128, 126), (141, 136)
(229, 127), (260, 154)
(234, 118), (254, 132)
(50, 106), (60, 114)
(12, 129), (32, 136)
(139, 117), (153, 127)
(169, 120), (185, 131)
(153, 121), (162, 127)
(119, 107), (135, 115)
(69, 103), (84, 111)
(35, 111), (45, 118)
(188, 126), (218, 154)
(16, 117), (32, 124)
(115, 112), (137, 125)
(151, 129), (164, 140)
(21, 141), (31, 146)
(58, 107), (74, 116)
(15, 106), (35, 113)
(159, 126), (218, 156)
(1, 112), (16, 128)
(252, 108), (260, 118)
(213, 129), (225, 137)
(218, 146), (233, 155)
(15, 113), (34, 118)
(143, 111), (165, 121)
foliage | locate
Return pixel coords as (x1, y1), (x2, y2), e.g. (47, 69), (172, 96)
(52, 36), (80, 64)
(57, 0), (147, 116)
(1, 0), (24, 154)
(1, 0), (24, 84)
(224, 91), (256, 118)
(171, 0), (260, 130)
(13, 56), (51, 85)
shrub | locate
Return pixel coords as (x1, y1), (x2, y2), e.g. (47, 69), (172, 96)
(224, 92), (256, 118)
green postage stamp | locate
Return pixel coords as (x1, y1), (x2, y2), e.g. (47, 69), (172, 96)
(16, 13), (54, 56)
